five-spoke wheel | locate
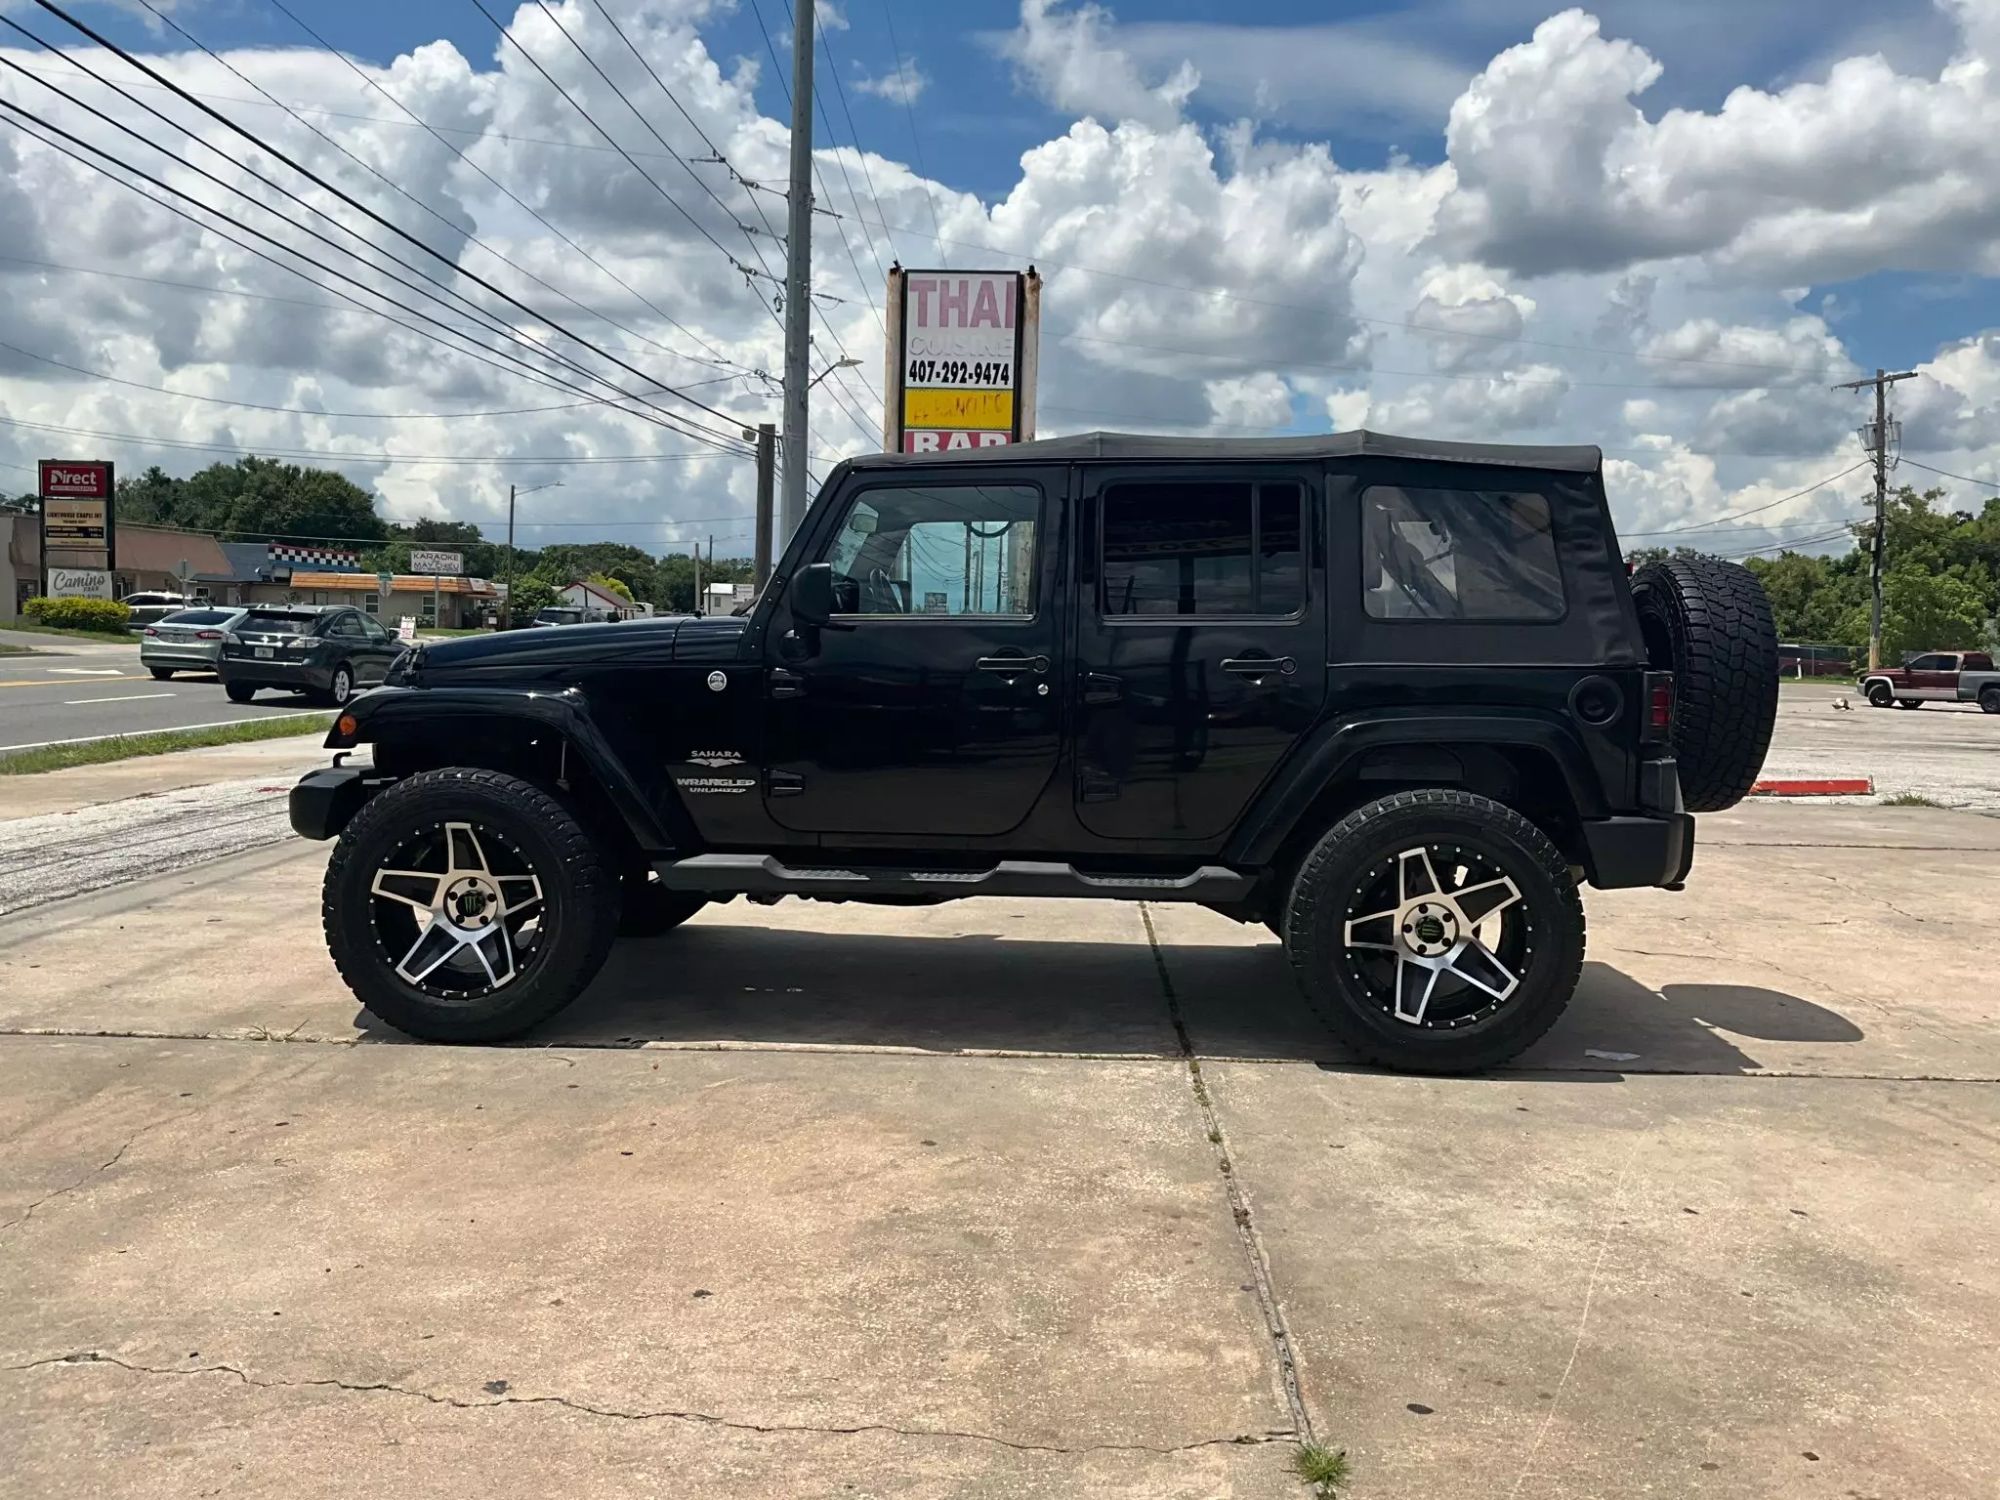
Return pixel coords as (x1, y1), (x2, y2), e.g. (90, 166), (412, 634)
(1279, 789), (1586, 1073)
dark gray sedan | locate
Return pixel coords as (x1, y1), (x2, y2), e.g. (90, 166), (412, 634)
(140, 606), (248, 680)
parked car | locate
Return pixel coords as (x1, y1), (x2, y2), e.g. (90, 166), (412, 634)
(218, 605), (404, 706)
(139, 606), (247, 678)
(290, 431), (1779, 1072)
(530, 606), (590, 627)
(120, 591), (193, 629)
(1858, 651), (2000, 711)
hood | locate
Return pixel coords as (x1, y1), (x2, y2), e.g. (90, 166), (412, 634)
(402, 613), (747, 686)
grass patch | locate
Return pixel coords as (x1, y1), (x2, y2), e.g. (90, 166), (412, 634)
(1879, 791), (1945, 808)
(0, 713), (331, 775)
(419, 626), (487, 637)
(0, 644), (41, 657)
(0, 618), (138, 645)
(1779, 676), (1859, 687)
(1293, 1443), (1351, 1496)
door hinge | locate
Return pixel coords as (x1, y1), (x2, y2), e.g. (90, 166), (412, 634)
(771, 668), (805, 699)
(768, 770), (805, 797)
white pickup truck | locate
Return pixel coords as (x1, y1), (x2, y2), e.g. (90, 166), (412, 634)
(1858, 651), (2000, 712)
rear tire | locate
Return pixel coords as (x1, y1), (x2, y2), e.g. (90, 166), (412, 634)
(1896, 699), (1922, 710)
(1280, 789), (1585, 1075)
(1980, 687), (2000, 715)
(322, 767), (617, 1043)
(148, 666), (174, 680)
(225, 681), (256, 703)
(1630, 557), (1778, 811)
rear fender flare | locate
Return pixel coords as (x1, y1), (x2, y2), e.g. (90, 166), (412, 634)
(332, 687), (687, 853)
(1225, 712), (1608, 868)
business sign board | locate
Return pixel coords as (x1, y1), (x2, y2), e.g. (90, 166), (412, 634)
(47, 567), (114, 600)
(883, 268), (1040, 454)
(410, 548), (463, 576)
(38, 458), (114, 596)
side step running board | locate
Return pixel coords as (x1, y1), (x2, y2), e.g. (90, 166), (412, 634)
(653, 854), (1254, 902)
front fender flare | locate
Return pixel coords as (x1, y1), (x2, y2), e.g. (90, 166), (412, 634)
(331, 686), (682, 853)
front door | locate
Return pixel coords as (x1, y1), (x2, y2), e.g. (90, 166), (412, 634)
(762, 469), (1065, 837)
(1073, 467), (1327, 841)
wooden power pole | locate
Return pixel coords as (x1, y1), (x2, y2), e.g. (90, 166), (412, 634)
(1834, 367), (1918, 671)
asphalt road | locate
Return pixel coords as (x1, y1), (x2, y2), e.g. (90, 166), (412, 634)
(0, 631), (320, 755)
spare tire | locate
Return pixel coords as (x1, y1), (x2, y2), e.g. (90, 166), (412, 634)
(1630, 557), (1779, 812)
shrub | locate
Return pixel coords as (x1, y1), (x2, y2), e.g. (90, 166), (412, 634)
(21, 596), (133, 631)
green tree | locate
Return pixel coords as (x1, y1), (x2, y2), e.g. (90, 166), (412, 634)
(586, 572), (634, 602)
(506, 576), (559, 622)
(1837, 567), (1989, 662)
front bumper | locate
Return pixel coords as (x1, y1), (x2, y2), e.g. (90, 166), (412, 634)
(290, 765), (378, 841)
(1581, 813), (1695, 890)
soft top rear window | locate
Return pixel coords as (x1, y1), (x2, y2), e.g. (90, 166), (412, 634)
(243, 611), (318, 634)
(1362, 485), (1565, 621)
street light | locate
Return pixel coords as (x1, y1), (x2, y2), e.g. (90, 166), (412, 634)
(504, 480), (562, 627)
(806, 356), (861, 393)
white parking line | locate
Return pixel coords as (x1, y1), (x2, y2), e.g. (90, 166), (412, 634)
(63, 691), (177, 705)
(45, 668), (126, 676)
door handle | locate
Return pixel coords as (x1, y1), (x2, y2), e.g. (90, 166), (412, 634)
(976, 655), (1049, 676)
(771, 667), (805, 699)
(1083, 671), (1123, 705)
(1221, 656), (1295, 683)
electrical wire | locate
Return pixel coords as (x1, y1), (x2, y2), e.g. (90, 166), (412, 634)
(110, 515), (751, 547)
(1902, 458), (2000, 490)
(1619, 462), (1869, 537)
(36, 0), (757, 444)
(265, 0), (737, 370)
(815, 17), (894, 293)
(879, 0), (945, 265)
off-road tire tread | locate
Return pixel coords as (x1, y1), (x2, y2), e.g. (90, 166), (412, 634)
(1631, 557), (1778, 811)
(1282, 788), (1585, 1075)
(322, 766), (616, 1042)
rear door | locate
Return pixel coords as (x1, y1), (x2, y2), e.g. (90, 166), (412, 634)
(1072, 466), (1326, 841)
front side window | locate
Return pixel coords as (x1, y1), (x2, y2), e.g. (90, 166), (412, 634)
(1362, 486), (1564, 621)
(1905, 654), (1949, 671)
(329, 613), (364, 638)
(1100, 480), (1304, 618)
(823, 484), (1040, 617)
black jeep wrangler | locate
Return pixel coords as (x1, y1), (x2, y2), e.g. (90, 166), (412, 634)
(291, 432), (1778, 1072)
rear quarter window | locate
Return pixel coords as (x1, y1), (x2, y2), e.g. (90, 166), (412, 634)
(1362, 486), (1565, 621)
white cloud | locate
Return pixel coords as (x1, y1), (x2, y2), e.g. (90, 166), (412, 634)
(852, 57), (927, 105)
(999, 0), (1200, 130)
(1205, 373), (1292, 429)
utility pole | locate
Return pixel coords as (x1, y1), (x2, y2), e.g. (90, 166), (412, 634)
(1834, 367), (1918, 671)
(780, 0), (815, 543)
(692, 537), (703, 617)
(504, 482), (516, 626)
(752, 422), (776, 588)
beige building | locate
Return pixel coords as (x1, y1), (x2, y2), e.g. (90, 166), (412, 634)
(4, 514), (230, 615)
(276, 571), (501, 629)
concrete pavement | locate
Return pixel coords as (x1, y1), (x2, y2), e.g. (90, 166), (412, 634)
(3, 800), (1998, 1497)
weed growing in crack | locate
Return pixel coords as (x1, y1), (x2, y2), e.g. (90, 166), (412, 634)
(1293, 1442), (1351, 1495)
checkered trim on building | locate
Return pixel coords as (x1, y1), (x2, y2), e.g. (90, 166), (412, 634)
(268, 544), (361, 567)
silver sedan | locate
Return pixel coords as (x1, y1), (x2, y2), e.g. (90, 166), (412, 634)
(140, 606), (248, 680)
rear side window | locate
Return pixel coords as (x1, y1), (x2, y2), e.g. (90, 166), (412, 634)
(1101, 480), (1304, 617)
(1362, 486), (1564, 621)
(243, 612), (315, 635)
(161, 609), (234, 626)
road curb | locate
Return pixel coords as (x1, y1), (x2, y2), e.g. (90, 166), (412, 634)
(1750, 777), (1876, 797)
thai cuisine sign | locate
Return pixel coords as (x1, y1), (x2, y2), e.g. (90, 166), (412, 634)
(884, 268), (1040, 453)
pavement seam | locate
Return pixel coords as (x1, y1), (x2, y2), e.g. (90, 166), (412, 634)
(3, 1352), (1295, 1456)
(6, 1030), (2000, 1083)
(1137, 902), (1318, 1452)
(0, 1111), (185, 1237)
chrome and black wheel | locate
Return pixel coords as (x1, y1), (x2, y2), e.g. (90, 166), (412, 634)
(323, 663), (355, 707)
(1281, 789), (1585, 1073)
(322, 768), (616, 1042)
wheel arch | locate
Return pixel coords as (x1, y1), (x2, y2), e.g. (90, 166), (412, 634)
(1227, 715), (1604, 902)
(330, 688), (691, 860)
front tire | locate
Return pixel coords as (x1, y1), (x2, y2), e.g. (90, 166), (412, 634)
(1280, 790), (1585, 1074)
(322, 767), (617, 1042)
(1866, 681), (1894, 708)
(319, 663), (355, 708)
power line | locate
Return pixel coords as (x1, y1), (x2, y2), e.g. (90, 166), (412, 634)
(879, 0), (946, 265)
(110, 515), (751, 547)
(1618, 462), (1869, 538)
(815, 17), (895, 292)
(266, 0), (737, 370)
(37, 0), (757, 445)
(1901, 458), (2000, 490)
(0, 410), (742, 466)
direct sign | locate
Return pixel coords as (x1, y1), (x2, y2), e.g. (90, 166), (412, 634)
(47, 567), (113, 600)
(410, 548), (463, 576)
(39, 460), (112, 500)
(885, 268), (1039, 453)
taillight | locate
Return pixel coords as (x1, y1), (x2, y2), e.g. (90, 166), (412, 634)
(1645, 672), (1675, 741)
(143, 626), (158, 636)
(196, 630), (223, 640)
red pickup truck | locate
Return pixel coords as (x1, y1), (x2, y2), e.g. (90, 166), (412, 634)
(1859, 651), (2000, 712)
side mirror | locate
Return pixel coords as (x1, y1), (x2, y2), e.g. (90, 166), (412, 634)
(789, 562), (851, 630)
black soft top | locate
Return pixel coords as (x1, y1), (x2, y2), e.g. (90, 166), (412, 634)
(845, 429), (1603, 474)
